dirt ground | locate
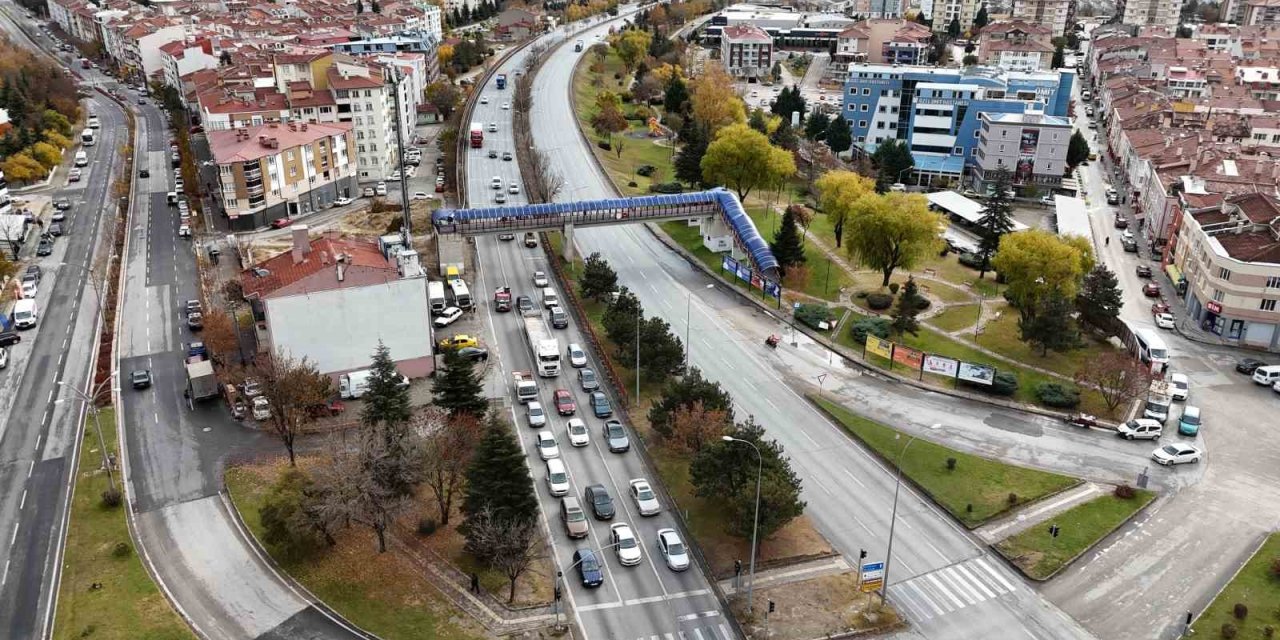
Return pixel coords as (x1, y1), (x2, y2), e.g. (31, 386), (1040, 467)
(728, 572), (903, 640)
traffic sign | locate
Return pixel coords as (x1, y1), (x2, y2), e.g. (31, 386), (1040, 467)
(861, 578), (883, 592)
(860, 561), (885, 592)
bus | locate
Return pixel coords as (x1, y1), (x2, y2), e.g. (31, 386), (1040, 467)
(81, 129), (95, 146)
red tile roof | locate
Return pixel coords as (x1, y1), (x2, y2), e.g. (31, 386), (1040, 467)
(242, 232), (397, 299)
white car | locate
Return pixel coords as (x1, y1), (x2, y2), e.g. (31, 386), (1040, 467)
(487, 123), (498, 133)
(21, 281), (37, 298)
(535, 429), (560, 460)
(610, 523), (642, 566)
(628, 479), (661, 516)
(412, 191), (431, 201)
(362, 187), (375, 197)
(178, 224), (191, 238)
(375, 182), (387, 196)
(1117, 418), (1162, 440)
(433, 306), (463, 328)
(568, 343), (587, 368)
(566, 418), (589, 447)
(501, 102), (510, 110)
(1121, 229), (1134, 242)
(0, 347), (8, 369)
(1168, 373), (1189, 401)
(334, 196), (352, 206)
(526, 401), (546, 428)
(480, 96), (489, 104)
(533, 270), (549, 287)
(656, 528), (689, 571)
(1154, 313), (1175, 329)
(1152, 443), (1201, 466)
(508, 184), (520, 194)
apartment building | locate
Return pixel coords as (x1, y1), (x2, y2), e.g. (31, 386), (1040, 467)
(976, 21), (1055, 71)
(833, 19), (932, 65)
(721, 25), (773, 79)
(209, 121), (357, 230)
(1010, 0), (1075, 37)
(969, 111), (1071, 192)
(326, 60), (408, 183)
(1171, 193), (1280, 350)
(1118, 0), (1179, 30)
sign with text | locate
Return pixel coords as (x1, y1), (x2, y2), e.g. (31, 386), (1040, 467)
(860, 562), (885, 592)
(764, 280), (781, 300)
(865, 335), (893, 360)
(957, 361), (997, 385)
(722, 255), (737, 273)
(923, 354), (959, 378)
(892, 345), (924, 370)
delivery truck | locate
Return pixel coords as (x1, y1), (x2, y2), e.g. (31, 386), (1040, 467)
(522, 311), (561, 377)
(469, 121), (483, 148)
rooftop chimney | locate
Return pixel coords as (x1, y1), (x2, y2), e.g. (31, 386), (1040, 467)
(291, 225), (310, 264)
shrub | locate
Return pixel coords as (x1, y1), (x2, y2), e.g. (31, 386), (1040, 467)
(101, 488), (122, 508)
(849, 317), (891, 345)
(866, 293), (893, 310)
(1007, 492), (1019, 506)
(958, 252), (985, 269)
(915, 296), (932, 311)
(888, 282), (900, 295)
(855, 290), (868, 299)
(628, 181), (638, 188)
(417, 517), (439, 537)
(946, 457), (957, 471)
(1113, 484), (1136, 499)
(795, 303), (837, 330)
(597, 140), (612, 151)
(1270, 556), (1280, 580)
(619, 91), (633, 102)
(1234, 604), (1249, 620)
(112, 542), (132, 558)
(1263, 625), (1274, 638)
(1221, 623), (1238, 639)
(613, 72), (622, 80)
(1035, 382), (1081, 408)
(636, 164), (656, 177)
(647, 181), (684, 194)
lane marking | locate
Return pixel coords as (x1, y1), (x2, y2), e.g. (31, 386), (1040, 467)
(955, 563), (997, 598)
(925, 573), (965, 610)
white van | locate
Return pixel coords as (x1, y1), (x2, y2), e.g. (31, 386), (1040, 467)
(1252, 365), (1280, 386)
(1133, 328), (1169, 367)
(339, 369), (374, 399)
(74, 151), (88, 167)
(13, 299), (38, 329)
(541, 287), (559, 309)
(545, 458), (569, 496)
(427, 280), (447, 313)
(449, 279), (473, 309)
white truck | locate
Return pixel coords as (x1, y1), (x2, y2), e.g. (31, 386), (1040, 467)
(1143, 380), (1172, 423)
(522, 311), (561, 377)
(340, 369), (374, 399)
(513, 371), (538, 404)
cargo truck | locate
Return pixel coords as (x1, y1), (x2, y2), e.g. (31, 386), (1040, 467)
(469, 121), (483, 148)
(494, 286), (512, 312)
(496, 73), (507, 90)
(186, 358), (218, 401)
(513, 371), (538, 404)
(522, 310), (561, 377)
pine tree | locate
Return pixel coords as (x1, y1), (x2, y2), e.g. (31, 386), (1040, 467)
(1076, 264), (1123, 334)
(804, 111), (830, 141)
(976, 169), (1015, 279)
(948, 16), (961, 38)
(974, 5), (988, 28)
(770, 207), (807, 277)
(356, 0), (363, 13)
(770, 120), (799, 151)
(461, 415), (538, 555)
(825, 116), (852, 154)
(1067, 129), (1090, 167)
(674, 120), (707, 186)
(1019, 293), (1081, 356)
(580, 252), (618, 300)
(360, 341), (412, 444)
(748, 108), (769, 135)
(890, 277), (923, 337)
(663, 75), (689, 114)
(432, 350), (488, 417)
(1052, 44), (1065, 69)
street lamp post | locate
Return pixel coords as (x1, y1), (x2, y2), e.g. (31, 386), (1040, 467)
(881, 424), (940, 606)
(58, 374), (118, 492)
(721, 435), (763, 613)
(684, 284), (714, 372)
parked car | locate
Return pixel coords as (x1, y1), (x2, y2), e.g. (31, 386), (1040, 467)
(457, 346), (489, 362)
(603, 419), (629, 453)
(1142, 282), (1161, 297)
(334, 196), (353, 206)
(629, 479), (660, 516)
(68, 168), (81, 182)
(1178, 406), (1202, 436)
(362, 187), (375, 197)
(0, 347), (7, 369)
(412, 192), (431, 201)
(36, 239), (54, 256)
(0, 332), (20, 347)
(1106, 189), (1120, 204)
(433, 306), (464, 328)
(1154, 313), (1176, 329)
(589, 391), (612, 418)
(553, 389), (576, 416)
(656, 528), (689, 571)
(1152, 443), (1201, 466)
(438, 334), (479, 351)
(1122, 238), (1138, 253)
(1168, 373), (1189, 401)
(1117, 418), (1162, 440)
(1114, 216), (1129, 229)
(584, 484), (614, 520)
(1135, 264), (1152, 278)
(1152, 302), (1171, 316)
(610, 523), (642, 566)
(566, 418), (589, 447)
(270, 217), (294, 229)
(1236, 358), (1269, 375)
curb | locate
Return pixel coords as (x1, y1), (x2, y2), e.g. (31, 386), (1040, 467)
(1187, 531), (1274, 631)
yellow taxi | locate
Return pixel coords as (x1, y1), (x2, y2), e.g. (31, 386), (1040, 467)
(438, 334), (479, 351)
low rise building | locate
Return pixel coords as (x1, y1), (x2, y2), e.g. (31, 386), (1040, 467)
(833, 19), (931, 65)
(969, 111), (1072, 193)
(721, 25), (773, 79)
(1010, 0), (1075, 37)
(976, 21), (1055, 72)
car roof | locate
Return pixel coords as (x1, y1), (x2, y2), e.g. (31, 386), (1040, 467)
(1170, 373), (1188, 383)
(658, 528), (679, 542)
(611, 522), (634, 535)
(538, 430), (554, 439)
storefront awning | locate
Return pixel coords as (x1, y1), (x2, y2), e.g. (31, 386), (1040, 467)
(1164, 263), (1184, 283)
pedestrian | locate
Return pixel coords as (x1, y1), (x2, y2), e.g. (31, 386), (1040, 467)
(1105, 236), (1110, 246)
(470, 572), (480, 594)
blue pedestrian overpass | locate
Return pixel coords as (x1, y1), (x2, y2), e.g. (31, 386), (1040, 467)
(431, 188), (780, 278)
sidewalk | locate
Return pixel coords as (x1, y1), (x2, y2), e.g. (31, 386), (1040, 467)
(717, 555), (851, 596)
(973, 482), (1107, 545)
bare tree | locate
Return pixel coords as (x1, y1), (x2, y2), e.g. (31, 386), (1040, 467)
(417, 408), (481, 525)
(1074, 351), (1154, 415)
(466, 507), (546, 603)
(200, 308), (238, 367)
(526, 148), (565, 204)
(667, 402), (732, 454)
(256, 350), (335, 465)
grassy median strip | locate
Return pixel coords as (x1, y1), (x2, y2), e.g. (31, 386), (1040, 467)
(811, 397), (1079, 528)
(995, 490), (1154, 580)
(54, 408), (194, 640)
(1191, 533), (1280, 638)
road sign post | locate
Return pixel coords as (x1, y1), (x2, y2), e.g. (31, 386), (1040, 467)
(860, 561), (885, 600)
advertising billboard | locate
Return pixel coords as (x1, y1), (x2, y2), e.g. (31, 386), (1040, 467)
(922, 354), (959, 378)
(957, 361), (997, 385)
(892, 345), (924, 370)
(1016, 128), (1039, 185)
(865, 335), (893, 360)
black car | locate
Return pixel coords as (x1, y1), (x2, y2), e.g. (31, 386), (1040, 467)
(584, 484), (614, 520)
(457, 346), (489, 362)
(54, 199), (71, 210)
(131, 369), (153, 389)
(0, 331), (20, 347)
(1121, 238), (1138, 253)
(47, 222), (63, 237)
(574, 549), (604, 588)
(1114, 216), (1129, 229)
(1236, 358), (1269, 375)
(1135, 264), (1152, 278)
(139, 168), (149, 178)
(36, 239), (54, 256)
(516, 295), (534, 313)
(187, 312), (203, 330)
(24, 265), (41, 281)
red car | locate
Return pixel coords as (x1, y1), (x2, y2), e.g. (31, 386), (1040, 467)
(553, 389), (576, 416)
(270, 217), (294, 229)
(1151, 301), (1171, 315)
(1142, 282), (1161, 297)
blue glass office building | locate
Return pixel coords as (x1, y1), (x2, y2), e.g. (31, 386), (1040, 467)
(840, 63), (1075, 186)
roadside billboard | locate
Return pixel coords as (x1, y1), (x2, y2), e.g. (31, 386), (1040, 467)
(923, 354), (959, 378)
(865, 335), (893, 360)
(892, 345), (923, 370)
(957, 361), (997, 385)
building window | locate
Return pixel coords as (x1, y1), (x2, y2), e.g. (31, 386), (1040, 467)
(862, 88), (870, 96)
(858, 120), (868, 128)
(1218, 267), (1232, 281)
(1213, 289), (1224, 303)
(1266, 276), (1280, 288)
(358, 144), (366, 152)
(1263, 299), (1278, 312)
(353, 103), (361, 112)
(860, 104), (869, 111)
(878, 105), (886, 112)
(953, 147), (963, 155)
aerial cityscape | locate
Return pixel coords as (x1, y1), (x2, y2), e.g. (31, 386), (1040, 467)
(0, 0), (1278, 636)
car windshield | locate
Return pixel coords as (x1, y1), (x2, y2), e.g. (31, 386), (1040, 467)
(581, 556), (598, 571)
(582, 370), (595, 381)
(1182, 413), (1200, 425)
(617, 534), (636, 549)
(551, 472), (566, 483)
(636, 486), (654, 500)
(572, 349), (583, 359)
(567, 509), (585, 522)
(570, 422), (586, 434)
(593, 493), (610, 505)
(530, 406), (544, 417)
(1161, 445), (1181, 455)
(607, 424), (623, 437)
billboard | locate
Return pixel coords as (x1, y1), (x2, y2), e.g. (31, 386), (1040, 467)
(865, 335), (893, 360)
(1016, 128), (1039, 185)
(922, 354), (959, 378)
(892, 345), (923, 370)
(957, 361), (997, 385)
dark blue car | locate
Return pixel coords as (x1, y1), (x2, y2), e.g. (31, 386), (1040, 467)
(589, 391), (612, 418)
(574, 548), (604, 588)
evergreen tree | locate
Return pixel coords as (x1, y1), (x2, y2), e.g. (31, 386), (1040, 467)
(824, 116), (852, 154)
(639, 316), (685, 378)
(1076, 264), (1123, 334)
(360, 341), (412, 443)
(370, 0), (380, 12)
(947, 16), (961, 38)
(975, 168), (1015, 279)
(1067, 129), (1090, 167)
(356, 0), (363, 13)
(1019, 293), (1081, 356)
(770, 207), (807, 277)
(974, 5), (988, 28)
(674, 119), (708, 186)
(663, 75), (689, 114)
(580, 252), (618, 300)
(462, 415), (538, 555)
(872, 139), (914, 192)
(748, 107), (769, 135)
(647, 367), (733, 441)
(803, 111), (830, 141)
(602, 287), (644, 352)
(770, 85), (805, 122)
(914, 12), (931, 27)
(770, 120), (799, 151)
(689, 417), (805, 541)
(890, 277), (923, 337)
(1052, 44), (1065, 69)
(432, 350), (488, 417)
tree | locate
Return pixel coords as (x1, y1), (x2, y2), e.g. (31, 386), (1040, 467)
(992, 229), (1094, 326)
(360, 341), (412, 441)
(525, 148), (564, 204)
(591, 91), (628, 144)
(962, 54), (979, 66)
(1, 152), (44, 182)
(370, 0), (380, 12)
(418, 408), (481, 526)
(462, 415), (538, 554)
(1067, 130), (1090, 167)
(356, 0), (364, 13)
(748, 107), (770, 135)
(667, 402), (732, 455)
(1076, 264), (1123, 334)
(603, 286), (643, 349)
(947, 16), (961, 38)
(259, 468), (330, 561)
(663, 74), (690, 114)
(770, 85), (805, 122)
(611, 29), (652, 76)
(689, 417), (805, 541)
(581, 252), (618, 300)
(701, 124), (796, 201)
(632, 72), (664, 104)
(256, 350), (334, 466)
(1075, 351), (1154, 415)
(674, 119), (707, 185)
(638, 316), (685, 378)
(464, 507), (545, 603)
(1052, 44), (1065, 69)
(689, 64), (745, 135)
(770, 206), (807, 277)
(803, 112), (830, 141)
(432, 350), (488, 417)
(975, 168), (1016, 279)
(974, 5), (989, 28)
(424, 80), (462, 118)
(824, 116), (852, 155)
(770, 120), (799, 151)
(816, 170), (876, 249)
(844, 193), (944, 287)
(199, 308), (239, 367)
(890, 277), (923, 337)
(1019, 293), (1081, 355)
(647, 367), (733, 443)
(871, 139), (914, 192)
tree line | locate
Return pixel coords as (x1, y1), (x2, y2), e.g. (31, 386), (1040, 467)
(0, 38), (82, 183)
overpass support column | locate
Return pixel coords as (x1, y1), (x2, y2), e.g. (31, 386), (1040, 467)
(698, 215), (748, 261)
(562, 222), (575, 262)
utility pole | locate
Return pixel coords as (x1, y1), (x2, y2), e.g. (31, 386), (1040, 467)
(389, 67), (413, 245)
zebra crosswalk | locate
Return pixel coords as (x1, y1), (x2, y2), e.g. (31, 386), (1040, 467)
(627, 622), (735, 640)
(890, 556), (1017, 621)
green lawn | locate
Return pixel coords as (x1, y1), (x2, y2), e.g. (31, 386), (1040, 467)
(1192, 533), (1280, 638)
(921, 253), (1005, 297)
(930, 304), (979, 333)
(225, 464), (482, 640)
(54, 409), (194, 640)
(995, 491), (1155, 580)
(812, 397), (1079, 528)
(572, 50), (673, 196)
(978, 309), (1122, 381)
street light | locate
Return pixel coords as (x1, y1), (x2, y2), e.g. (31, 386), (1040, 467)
(57, 373), (119, 492)
(721, 434), (763, 613)
(684, 284), (715, 372)
(881, 423), (941, 606)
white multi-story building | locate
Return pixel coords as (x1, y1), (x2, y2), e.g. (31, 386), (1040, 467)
(1011, 0), (1074, 36)
(327, 59), (405, 183)
(1119, 0), (1179, 30)
(720, 24), (773, 80)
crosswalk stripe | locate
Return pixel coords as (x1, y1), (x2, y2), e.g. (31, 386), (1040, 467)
(926, 574), (966, 610)
(891, 585), (932, 620)
(650, 635), (660, 640)
(938, 566), (983, 604)
(976, 558), (1016, 592)
(664, 634), (675, 640)
(719, 623), (731, 640)
(955, 563), (998, 599)
(692, 628), (705, 640)
(677, 632), (687, 640)
(902, 581), (946, 617)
